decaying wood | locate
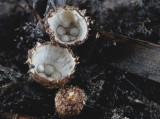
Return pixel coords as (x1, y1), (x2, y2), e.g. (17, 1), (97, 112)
(0, 82), (14, 94)
(0, 113), (40, 119)
(100, 30), (160, 83)
(0, 65), (26, 94)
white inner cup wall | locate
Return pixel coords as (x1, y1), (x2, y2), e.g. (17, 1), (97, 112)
(32, 44), (75, 78)
(47, 8), (88, 44)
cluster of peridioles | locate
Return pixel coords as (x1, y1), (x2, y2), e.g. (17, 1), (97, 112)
(26, 5), (89, 118)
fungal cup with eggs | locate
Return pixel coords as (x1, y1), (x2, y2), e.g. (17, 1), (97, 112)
(45, 6), (88, 46)
(27, 42), (77, 88)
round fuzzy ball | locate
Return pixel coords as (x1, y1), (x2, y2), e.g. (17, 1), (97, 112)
(57, 26), (67, 35)
(55, 85), (86, 117)
(44, 64), (55, 76)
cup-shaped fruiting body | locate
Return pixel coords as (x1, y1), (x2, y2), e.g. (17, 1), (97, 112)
(26, 42), (78, 88)
(55, 85), (86, 117)
(45, 6), (89, 47)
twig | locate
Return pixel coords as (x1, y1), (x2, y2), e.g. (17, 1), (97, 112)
(10, 0), (42, 23)
(24, 0), (42, 23)
(0, 112), (40, 119)
(10, 0), (27, 11)
(125, 78), (142, 93)
(99, 29), (159, 47)
(0, 82), (14, 94)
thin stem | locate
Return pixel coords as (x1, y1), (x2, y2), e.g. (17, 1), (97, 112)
(24, 0), (42, 23)
(10, 0), (42, 23)
(10, 0), (28, 12)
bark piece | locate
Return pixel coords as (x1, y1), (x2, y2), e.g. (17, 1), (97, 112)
(100, 30), (160, 83)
